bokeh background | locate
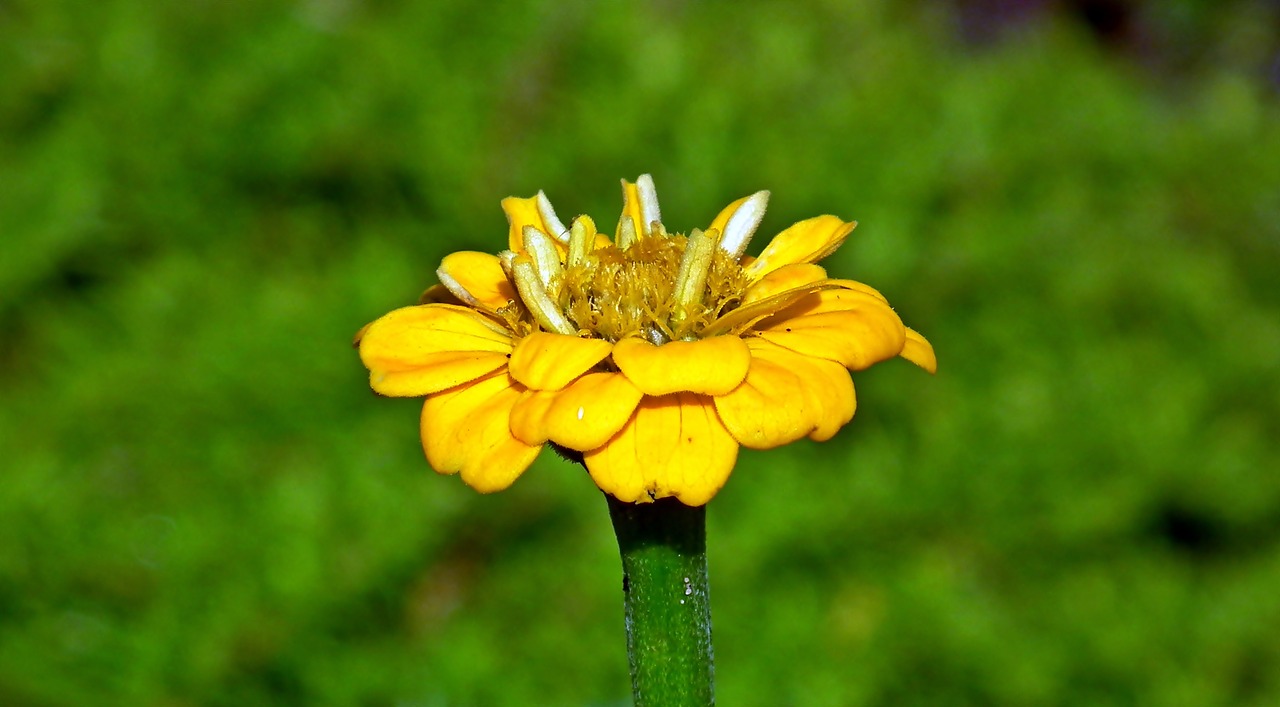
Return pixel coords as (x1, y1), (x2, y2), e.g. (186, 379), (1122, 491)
(3, 0), (1279, 704)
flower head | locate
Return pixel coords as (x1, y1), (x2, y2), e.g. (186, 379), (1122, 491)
(357, 175), (935, 505)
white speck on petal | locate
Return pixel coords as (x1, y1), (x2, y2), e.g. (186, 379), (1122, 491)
(576, 406), (585, 420)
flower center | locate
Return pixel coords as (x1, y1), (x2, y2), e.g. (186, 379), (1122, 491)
(559, 233), (748, 344)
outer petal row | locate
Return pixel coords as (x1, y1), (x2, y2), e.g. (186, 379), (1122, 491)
(742, 339), (856, 441)
(741, 262), (828, 305)
(421, 371), (541, 493)
(755, 288), (906, 370)
(900, 326), (938, 374)
(746, 215), (856, 281)
(359, 305), (513, 396)
(511, 372), (645, 451)
(712, 347), (815, 448)
(437, 251), (516, 311)
(584, 393), (737, 506)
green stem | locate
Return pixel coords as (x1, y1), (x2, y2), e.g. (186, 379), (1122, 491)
(606, 494), (715, 706)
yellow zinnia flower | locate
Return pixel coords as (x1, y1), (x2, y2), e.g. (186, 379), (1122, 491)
(357, 175), (936, 506)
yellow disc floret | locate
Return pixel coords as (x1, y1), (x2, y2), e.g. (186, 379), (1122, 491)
(557, 226), (750, 345)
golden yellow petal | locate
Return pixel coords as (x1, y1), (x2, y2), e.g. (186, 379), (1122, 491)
(502, 195), (541, 253)
(359, 305), (513, 396)
(756, 288), (906, 370)
(613, 336), (751, 396)
(702, 280), (843, 337)
(773, 285), (894, 317)
(746, 339), (857, 441)
(745, 215), (856, 281)
(757, 312), (904, 371)
(420, 372), (541, 493)
(508, 332), (613, 391)
(900, 326), (938, 374)
(502, 194), (567, 254)
(741, 263), (828, 305)
(713, 349), (818, 449)
(544, 372), (644, 451)
(508, 389), (557, 446)
(584, 393), (738, 506)
(617, 179), (644, 242)
(827, 278), (889, 304)
(438, 251), (517, 311)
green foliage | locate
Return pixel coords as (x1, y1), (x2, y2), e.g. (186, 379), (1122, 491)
(3, 0), (1278, 704)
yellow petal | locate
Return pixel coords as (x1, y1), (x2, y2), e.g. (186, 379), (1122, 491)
(543, 372), (644, 451)
(502, 193), (567, 253)
(616, 175), (661, 241)
(741, 263), (828, 305)
(508, 332), (614, 391)
(827, 278), (889, 304)
(702, 279), (843, 337)
(746, 339), (856, 441)
(756, 289), (906, 370)
(420, 372), (542, 492)
(584, 393), (738, 506)
(417, 284), (464, 306)
(359, 305), (513, 396)
(772, 284), (893, 317)
(713, 347), (818, 449)
(509, 389), (557, 445)
(437, 251), (517, 311)
(613, 336), (750, 396)
(900, 326), (937, 374)
(745, 215), (856, 281)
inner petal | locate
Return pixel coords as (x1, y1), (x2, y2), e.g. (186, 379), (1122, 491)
(613, 336), (750, 396)
(508, 332), (614, 391)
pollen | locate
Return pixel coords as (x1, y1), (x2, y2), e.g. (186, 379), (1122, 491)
(558, 228), (750, 344)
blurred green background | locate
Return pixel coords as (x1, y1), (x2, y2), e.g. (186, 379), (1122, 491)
(3, 0), (1279, 704)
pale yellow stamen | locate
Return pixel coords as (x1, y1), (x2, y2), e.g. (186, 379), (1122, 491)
(670, 228), (721, 332)
(522, 225), (564, 297)
(567, 216), (596, 269)
(511, 255), (577, 336)
(617, 216), (638, 251)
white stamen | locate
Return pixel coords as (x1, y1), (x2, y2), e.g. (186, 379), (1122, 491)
(497, 250), (518, 278)
(522, 225), (564, 295)
(536, 190), (569, 242)
(636, 174), (662, 237)
(718, 190), (770, 259)
(511, 257), (577, 335)
(567, 216), (594, 268)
